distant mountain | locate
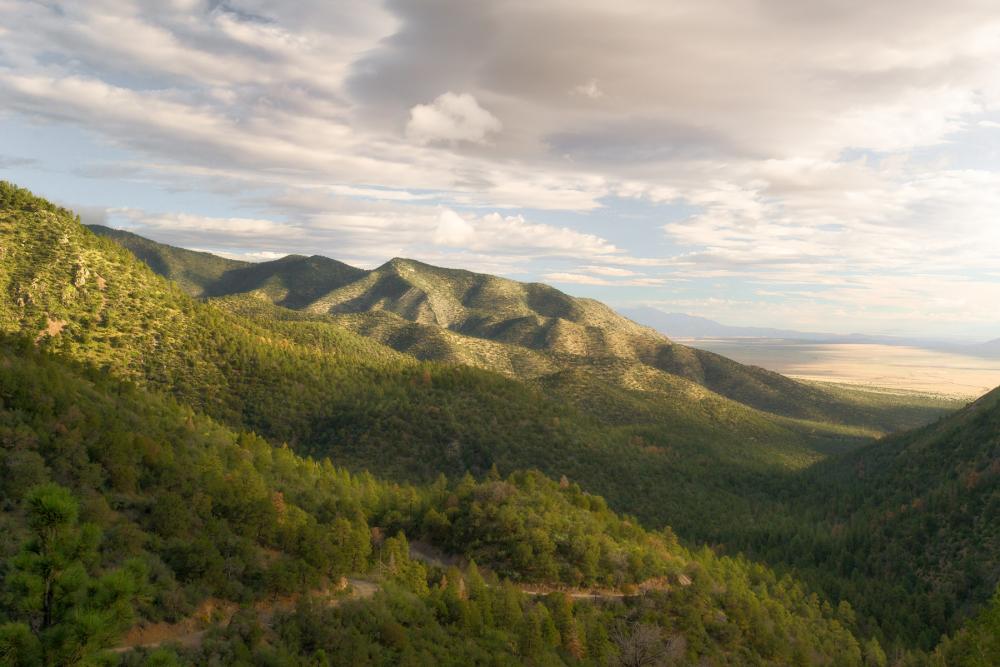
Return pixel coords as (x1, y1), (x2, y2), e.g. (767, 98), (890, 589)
(89, 225), (957, 435)
(618, 307), (838, 340)
(971, 337), (1000, 356)
(623, 305), (1000, 357)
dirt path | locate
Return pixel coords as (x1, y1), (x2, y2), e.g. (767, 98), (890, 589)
(112, 547), (680, 655)
(111, 578), (377, 654)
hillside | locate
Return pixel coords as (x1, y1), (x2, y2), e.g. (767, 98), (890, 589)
(0, 332), (876, 665)
(0, 183), (892, 544)
(86, 224), (251, 297)
(733, 386), (1000, 649)
(91, 224), (958, 435)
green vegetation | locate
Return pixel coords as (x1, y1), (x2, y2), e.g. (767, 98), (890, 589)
(0, 183), (995, 664)
(0, 337), (876, 665)
(728, 387), (999, 649)
(0, 483), (146, 665)
(92, 222), (957, 436)
(168, 557), (869, 666)
(931, 585), (1000, 666)
(85, 225), (251, 298)
(0, 183), (884, 545)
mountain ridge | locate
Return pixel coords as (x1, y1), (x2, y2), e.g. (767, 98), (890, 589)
(89, 223), (958, 433)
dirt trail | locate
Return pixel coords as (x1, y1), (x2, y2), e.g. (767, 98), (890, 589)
(111, 578), (377, 654)
(410, 541), (678, 600)
(112, 547), (681, 655)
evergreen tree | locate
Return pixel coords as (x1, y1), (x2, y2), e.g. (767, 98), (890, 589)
(0, 484), (146, 666)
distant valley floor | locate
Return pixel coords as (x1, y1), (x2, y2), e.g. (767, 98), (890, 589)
(680, 338), (1000, 398)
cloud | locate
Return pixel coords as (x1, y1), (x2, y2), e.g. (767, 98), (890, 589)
(111, 208), (293, 238)
(3, 0), (1000, 334)
(572, 79), (604, 99)
(406, 92), (502, 145)
(543, 271), (665, 287)
(433, 208), (476, 246)
(543, 272), (613, 286)
(0, 155), (38, 168)
(581, 265), (638, 277)
(101, 201), (627, 271)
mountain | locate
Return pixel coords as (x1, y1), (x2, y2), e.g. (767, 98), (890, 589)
(90, 224), (959, 435)
(625, 306), (1000, 360)
(1, 183), (916, 544)
(0, 182), (892, 664)
(86, 224), (251, 297)
(89, 224), (367, 306)
(618, 307), (838, 340)
(971, 337), (1000, 357)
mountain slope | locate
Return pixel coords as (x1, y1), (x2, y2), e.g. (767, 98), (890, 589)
(4, 183), (874, 541)
(0, 337), (880, 665)
(90, 225), (956, 435)
(87, 224), (250, 297)
(306, 257), (890, 426)
(735, 385), (1000, 648)
(88, 224), (366, 307)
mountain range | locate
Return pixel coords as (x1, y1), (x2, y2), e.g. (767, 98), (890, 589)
(89, 224), (956, 433)
(623, 306), (1000, 356)
(0, 184), (995, 664)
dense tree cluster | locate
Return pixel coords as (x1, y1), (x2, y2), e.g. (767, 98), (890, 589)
(727, 389), (1000, 649)
(0, 340), (886, 664)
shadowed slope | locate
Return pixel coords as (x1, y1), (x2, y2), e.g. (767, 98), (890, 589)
(733, 384), (1000, 648)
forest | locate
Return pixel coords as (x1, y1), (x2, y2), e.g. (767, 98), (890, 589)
(0, 182), (996, 665)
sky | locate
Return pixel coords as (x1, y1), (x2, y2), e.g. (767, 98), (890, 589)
(3, 1), (1000, 339)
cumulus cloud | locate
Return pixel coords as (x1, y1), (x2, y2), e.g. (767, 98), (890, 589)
(433, 209), (476, 246)
(406, 92), (502, 145)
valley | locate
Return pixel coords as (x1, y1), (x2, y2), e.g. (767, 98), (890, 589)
(0, 183), (995, 665)
(681, 338), (1000, 398)
(3, 3), (999, 664)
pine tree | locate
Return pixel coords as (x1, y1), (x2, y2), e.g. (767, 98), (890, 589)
(0, 483), (147, 665)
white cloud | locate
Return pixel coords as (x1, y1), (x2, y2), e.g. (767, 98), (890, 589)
(101, 201), (628, 271)
(406, 92), (502, 145)
(572, 79), (604, 99)
(544, 272), (613, 285)
(110, 208), (294, 238)
(581, 265), (638, 277)
(433, 209), (476, 246)
(4, 0), (1000, 334)
(543, 271), (665, 287)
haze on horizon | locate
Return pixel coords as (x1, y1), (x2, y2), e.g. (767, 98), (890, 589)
(2, 0), (1000, 339)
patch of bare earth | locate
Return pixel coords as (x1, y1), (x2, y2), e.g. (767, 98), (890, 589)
(112, 579), (376, 654)
(36, 317), (67, 342)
